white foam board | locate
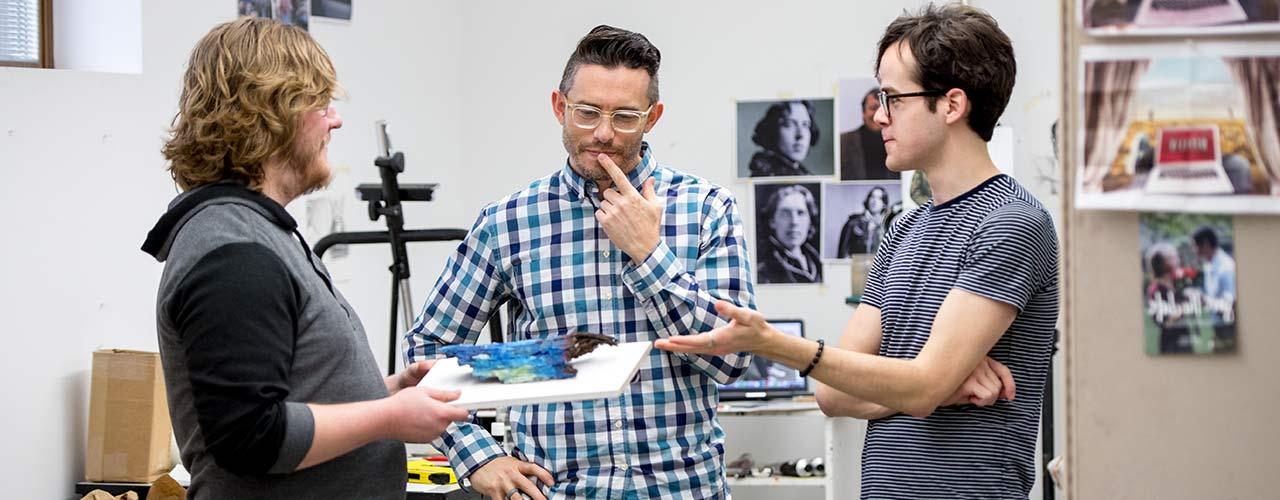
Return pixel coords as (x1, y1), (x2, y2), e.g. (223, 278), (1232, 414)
(418, 341), (652, 410)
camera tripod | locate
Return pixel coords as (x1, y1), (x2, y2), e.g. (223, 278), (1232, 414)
(313, 126), (502, 375)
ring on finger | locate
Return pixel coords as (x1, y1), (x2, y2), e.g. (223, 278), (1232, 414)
(708, 331), (717, 348)
(505, 486), (520, 499)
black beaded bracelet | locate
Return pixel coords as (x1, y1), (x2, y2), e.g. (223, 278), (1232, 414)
(798, 339), (825, 378)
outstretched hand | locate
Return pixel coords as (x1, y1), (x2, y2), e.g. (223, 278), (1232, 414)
(654, 300), (771, 356)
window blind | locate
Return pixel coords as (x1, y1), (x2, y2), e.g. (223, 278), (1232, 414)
(0, 0), (41, 66)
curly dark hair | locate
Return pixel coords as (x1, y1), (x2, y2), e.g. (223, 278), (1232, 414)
(863, 186), (890, 212)
(751, 100), (821, 151)
(759, 184), (819, 242)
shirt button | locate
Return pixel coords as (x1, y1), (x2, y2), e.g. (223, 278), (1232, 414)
(603, 289), (613, 300)
(602, 249), (611, 258)
(613, 419), (623, 430)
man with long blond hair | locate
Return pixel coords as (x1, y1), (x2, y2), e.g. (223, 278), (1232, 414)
(141, 18), (468, 498)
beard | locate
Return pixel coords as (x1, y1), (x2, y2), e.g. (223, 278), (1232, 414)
(561, 127), (644, 183)
(283, 135), (332, 197)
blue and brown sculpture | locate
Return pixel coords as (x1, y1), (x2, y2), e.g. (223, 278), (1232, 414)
(441, 333), (618, 384)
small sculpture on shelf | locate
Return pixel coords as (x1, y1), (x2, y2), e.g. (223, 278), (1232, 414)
(725, 453), (773, 479)
(441, 332), (617, 384)
(725, 453), (826, 479)
(779, 457), (825, 477)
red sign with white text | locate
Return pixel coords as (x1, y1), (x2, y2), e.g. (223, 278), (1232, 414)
(1158, 128), (1216, 164)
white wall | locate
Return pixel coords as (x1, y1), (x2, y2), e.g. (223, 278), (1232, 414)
(0, 1), (1061, 498)
(971, 0), (1064, 224)
(53, 0), (143, 73)
(300, 0), (470, 378)
(0, 1), (464, 498)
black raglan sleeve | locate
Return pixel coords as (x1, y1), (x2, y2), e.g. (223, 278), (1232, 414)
(169, 242), (313, 475)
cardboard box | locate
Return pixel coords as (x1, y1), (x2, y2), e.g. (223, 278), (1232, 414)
(86, 349), (173, 483)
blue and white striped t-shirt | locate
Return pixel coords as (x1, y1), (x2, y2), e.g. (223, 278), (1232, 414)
(860, 174), (1059, 499)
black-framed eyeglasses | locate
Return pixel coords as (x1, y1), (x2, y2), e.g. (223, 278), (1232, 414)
(564, 100), (654, 134)
(877, 89), (947, 121)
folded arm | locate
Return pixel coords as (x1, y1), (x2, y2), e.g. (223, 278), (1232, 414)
(803, 292), (1017, 418)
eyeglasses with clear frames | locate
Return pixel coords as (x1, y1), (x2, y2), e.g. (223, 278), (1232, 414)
(877, 89), (947, 121)
(564, 100), (654, 134)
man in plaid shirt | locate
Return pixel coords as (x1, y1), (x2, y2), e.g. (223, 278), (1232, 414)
(405, 25), (755, 500)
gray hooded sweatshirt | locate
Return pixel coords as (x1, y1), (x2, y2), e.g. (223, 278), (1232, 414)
(142, 182), (406, 499)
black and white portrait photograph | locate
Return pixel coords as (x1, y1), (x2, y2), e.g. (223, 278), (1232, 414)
(838, 78), (896, 181)
(312, 0), (352, 20)
(237, 0), (272, 18)
(277, 0), (310, 30)
(755, 182), (823, 284)
(823, 182), (902, 260)
(736, 98), (835, 179)
(239, 0), (310, 30)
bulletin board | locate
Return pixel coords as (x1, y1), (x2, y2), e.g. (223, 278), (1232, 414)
(1062, 1), (1280, 498)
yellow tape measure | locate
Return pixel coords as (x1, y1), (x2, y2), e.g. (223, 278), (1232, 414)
(407, 459), (457, 485)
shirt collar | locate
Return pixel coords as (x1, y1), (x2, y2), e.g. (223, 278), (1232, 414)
(1209, 250), (1224, 268)
(560, 142), (657, 199)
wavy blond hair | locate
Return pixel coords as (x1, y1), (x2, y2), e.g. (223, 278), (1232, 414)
(163, 17), (339, 191)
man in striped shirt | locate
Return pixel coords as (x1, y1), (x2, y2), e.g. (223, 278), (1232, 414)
(406, 25), (755, 500)
(660, 5), (1058, 499)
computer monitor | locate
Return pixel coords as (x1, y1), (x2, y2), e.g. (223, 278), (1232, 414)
(717, 319), (809, 401)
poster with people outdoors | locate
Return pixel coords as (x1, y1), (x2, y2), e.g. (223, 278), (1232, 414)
(1140, 212), (1237, 355)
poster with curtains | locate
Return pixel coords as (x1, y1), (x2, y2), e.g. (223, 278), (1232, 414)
(1081, 0), (1280, 37)
(1075, 42), (1280, 214)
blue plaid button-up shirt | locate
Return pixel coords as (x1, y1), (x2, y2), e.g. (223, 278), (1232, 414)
(406, 144), (754, 499)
